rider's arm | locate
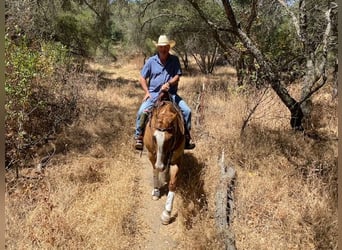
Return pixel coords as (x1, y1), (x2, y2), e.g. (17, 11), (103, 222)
(139, 75), (149, 94)
(166, 74), (180, 87)
(139, 75), (151, 101)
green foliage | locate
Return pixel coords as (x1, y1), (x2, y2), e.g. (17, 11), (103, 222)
(6, 0), (123, 58)
(5, 33), (40, 115)
(125, 0), (228, 72)
(54, 10), (96, 56)
(5, 30), (76, 169)
(40, 40), (70, 69)
(254, 10), (301, 66)
(5, 32), (70, 116)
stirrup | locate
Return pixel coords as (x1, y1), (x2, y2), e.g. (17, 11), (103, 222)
(134, 136), (144, 150)
(135, 143), (143, 150)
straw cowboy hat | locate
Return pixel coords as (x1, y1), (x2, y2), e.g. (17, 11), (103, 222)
(153, 35), (176, 48)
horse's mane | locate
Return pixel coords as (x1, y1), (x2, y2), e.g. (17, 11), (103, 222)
(151, 100), (185, 136)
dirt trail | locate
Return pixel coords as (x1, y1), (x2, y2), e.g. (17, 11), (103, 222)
(87, 59), (184, 249)
(134, 150), (181, 249)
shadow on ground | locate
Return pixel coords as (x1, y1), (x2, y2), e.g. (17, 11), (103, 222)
(177, 152), (207, 229)
(54, 100), (133, 157)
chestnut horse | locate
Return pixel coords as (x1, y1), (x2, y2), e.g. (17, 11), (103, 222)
(143, 94), (185, 225)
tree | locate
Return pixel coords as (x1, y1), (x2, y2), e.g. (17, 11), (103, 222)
(5, 0), (123, 58)
(277, 0), (338, 117)
(187, 0), (337, 130)
(129, 0), (230, 73)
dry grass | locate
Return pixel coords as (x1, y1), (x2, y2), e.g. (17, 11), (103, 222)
(171, 65), (337, 249)
(6, 58), (144, 249)
(5, 56), (337, 249)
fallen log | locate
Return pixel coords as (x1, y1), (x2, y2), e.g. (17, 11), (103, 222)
(215, 150), (237, 250)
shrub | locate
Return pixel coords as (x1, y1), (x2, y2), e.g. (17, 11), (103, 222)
(5, 31), (79, 170)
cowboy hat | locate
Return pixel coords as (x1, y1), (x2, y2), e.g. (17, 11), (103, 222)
(153, 35), (176, 48)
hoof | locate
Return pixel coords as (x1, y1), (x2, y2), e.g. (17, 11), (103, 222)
(152, 188), (160, 200)
(161, 210), (171, 225)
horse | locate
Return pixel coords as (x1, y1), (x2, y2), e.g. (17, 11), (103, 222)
(143, 92), (185, 225)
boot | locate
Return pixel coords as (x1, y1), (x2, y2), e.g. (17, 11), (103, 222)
(134, 112), (149, 151)
(134, 135), (144, 150)
(185, 134), (195, 150)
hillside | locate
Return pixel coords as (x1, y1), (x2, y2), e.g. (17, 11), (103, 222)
(5, 55), (338, 249)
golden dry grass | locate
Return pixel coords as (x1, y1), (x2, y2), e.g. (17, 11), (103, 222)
(5, 55), (337, 249)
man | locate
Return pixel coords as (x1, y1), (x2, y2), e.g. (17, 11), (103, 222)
(134, 34), (195, 150)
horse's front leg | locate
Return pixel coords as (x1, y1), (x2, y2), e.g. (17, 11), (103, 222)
(152, 168), (161, 200)
(161, 164), (178, 225)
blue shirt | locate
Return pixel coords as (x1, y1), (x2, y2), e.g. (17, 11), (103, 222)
(141, 53), (182, 102)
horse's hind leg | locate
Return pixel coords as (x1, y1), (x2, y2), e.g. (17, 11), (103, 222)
(161, 164), (178, 225)
(152, 168), (161, 200)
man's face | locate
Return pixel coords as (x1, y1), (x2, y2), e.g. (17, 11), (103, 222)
(158, 45), (170, 58)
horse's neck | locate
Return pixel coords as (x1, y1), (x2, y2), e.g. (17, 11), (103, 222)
(158, 103), (185, 135)
(152, 103), (174, 125)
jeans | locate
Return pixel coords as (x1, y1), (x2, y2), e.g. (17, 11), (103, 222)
(134, 94), (192, 137)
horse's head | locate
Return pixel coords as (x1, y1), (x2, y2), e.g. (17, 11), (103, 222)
(148, 101), (184, 171)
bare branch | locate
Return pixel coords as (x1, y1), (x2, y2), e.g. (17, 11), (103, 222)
(240, 87), (269, 135)
(140, 13), (188, 31)
(140, 0), (158, 18)
(299, 76), (327, 105)
(221, 0), (239, 32)
(187, 0), (235, 53)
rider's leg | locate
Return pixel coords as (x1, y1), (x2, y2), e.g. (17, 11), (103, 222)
(172, 95), (195, 150)
(134, 99), (154, 150)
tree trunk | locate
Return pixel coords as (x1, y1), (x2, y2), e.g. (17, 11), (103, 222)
(217, 0), (305, 130)
(236, 29), (304, 130)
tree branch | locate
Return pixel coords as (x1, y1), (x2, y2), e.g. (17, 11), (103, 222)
(317, 3), (337, 75)
(241, 87), (269, 136)
(299, 76), (327, 105)
(246, 0), (259, 35)
(277, 0), (303, 41)
(83, 0), (101, 17)
(140, 0), (158, 18)
(140, 13), (188, 31)
(220, 0), (304, 129)
(187, 0), (236, 53)
(221, 0), (239, 32)
(299, 3), (337, 105)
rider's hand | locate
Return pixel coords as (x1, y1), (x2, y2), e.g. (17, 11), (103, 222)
(161, 82), (170, 92)
(143, 93), (151, 101)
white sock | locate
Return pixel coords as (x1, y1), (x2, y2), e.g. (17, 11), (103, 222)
(165, 191), (175, 212)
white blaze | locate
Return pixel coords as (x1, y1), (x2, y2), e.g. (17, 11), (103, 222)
(154, 130), (165, 170)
